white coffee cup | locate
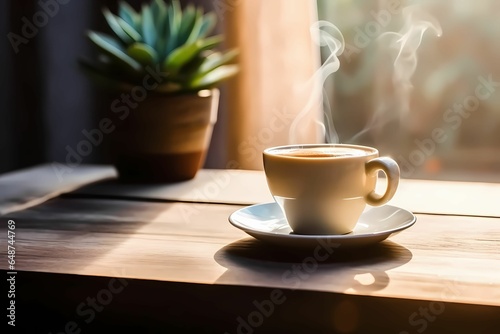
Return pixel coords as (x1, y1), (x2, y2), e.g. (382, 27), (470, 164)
(263, 144), (400, 235)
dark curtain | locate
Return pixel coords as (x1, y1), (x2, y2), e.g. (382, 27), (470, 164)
(2, 1), (45, 173)
(0, 0), (226, 175)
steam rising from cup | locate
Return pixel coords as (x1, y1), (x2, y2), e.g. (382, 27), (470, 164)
(289, 4), (443, 146)
(350, 4), (442, 143)
(381, 5), (442, 118)
(288, 21), (345, 144)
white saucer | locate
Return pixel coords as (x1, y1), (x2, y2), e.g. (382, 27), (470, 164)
(229, 203), (416, 249)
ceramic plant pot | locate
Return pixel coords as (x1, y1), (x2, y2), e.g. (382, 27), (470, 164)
(110, 89), (219, 182)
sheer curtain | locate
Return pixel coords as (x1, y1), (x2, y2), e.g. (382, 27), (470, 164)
(221, 0), (322, 170)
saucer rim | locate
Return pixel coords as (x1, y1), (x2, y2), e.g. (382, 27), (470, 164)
(228, 203), (417, 240)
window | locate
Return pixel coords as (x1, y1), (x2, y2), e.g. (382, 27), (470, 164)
(318, 0), (500, 182)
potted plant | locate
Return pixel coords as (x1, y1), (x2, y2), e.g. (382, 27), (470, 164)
(80, 0), (238, 182)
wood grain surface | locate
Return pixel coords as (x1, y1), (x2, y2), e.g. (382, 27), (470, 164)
(1, 166), (500, 333)
(2, 197), (499, 308)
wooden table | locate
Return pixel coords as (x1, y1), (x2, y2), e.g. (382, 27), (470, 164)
(1, 165), (499, 333)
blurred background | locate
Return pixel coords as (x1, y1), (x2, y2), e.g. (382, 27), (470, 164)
(319, 0), (500, 182)
(2, 0), (500, 182)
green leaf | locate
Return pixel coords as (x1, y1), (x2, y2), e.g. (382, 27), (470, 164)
(152, 0), (167, 21)
(158, 23), (170, 60)
(87, 31), (142, 73)
(152, 0), (168, 56)
(178, 5), (198, 46)
(116, 17), (142, 42)
(118, 1), (139, 29)
(163, 35), (224, 73)
(127, 43), (158, 66)
(166, 0), (182, 54)
(177, 55), (206, 77)
(198, 12), (217, 39)
(189, 64), (238, 89)
(197, 49), (239, 76)
(102, 7), (133, 44)
(185, 8), (205, 45)
(171, 0), (182, 27)
(141, 4), (156, 47)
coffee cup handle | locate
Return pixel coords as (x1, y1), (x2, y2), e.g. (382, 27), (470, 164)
(365, 157), (400, 206)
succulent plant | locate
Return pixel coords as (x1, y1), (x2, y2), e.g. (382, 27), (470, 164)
(80, 0), (238, 93)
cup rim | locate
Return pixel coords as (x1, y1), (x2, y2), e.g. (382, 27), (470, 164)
(263, 143), (379, 159)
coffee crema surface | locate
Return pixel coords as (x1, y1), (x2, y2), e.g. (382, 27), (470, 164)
(272, 147), (367, 158)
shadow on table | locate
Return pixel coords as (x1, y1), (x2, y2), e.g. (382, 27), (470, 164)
(3, 197), (177, 272)
(214, 238), (412, 293)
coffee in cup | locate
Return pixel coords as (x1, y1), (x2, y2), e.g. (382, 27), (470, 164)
(263, 144), (400, 235)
